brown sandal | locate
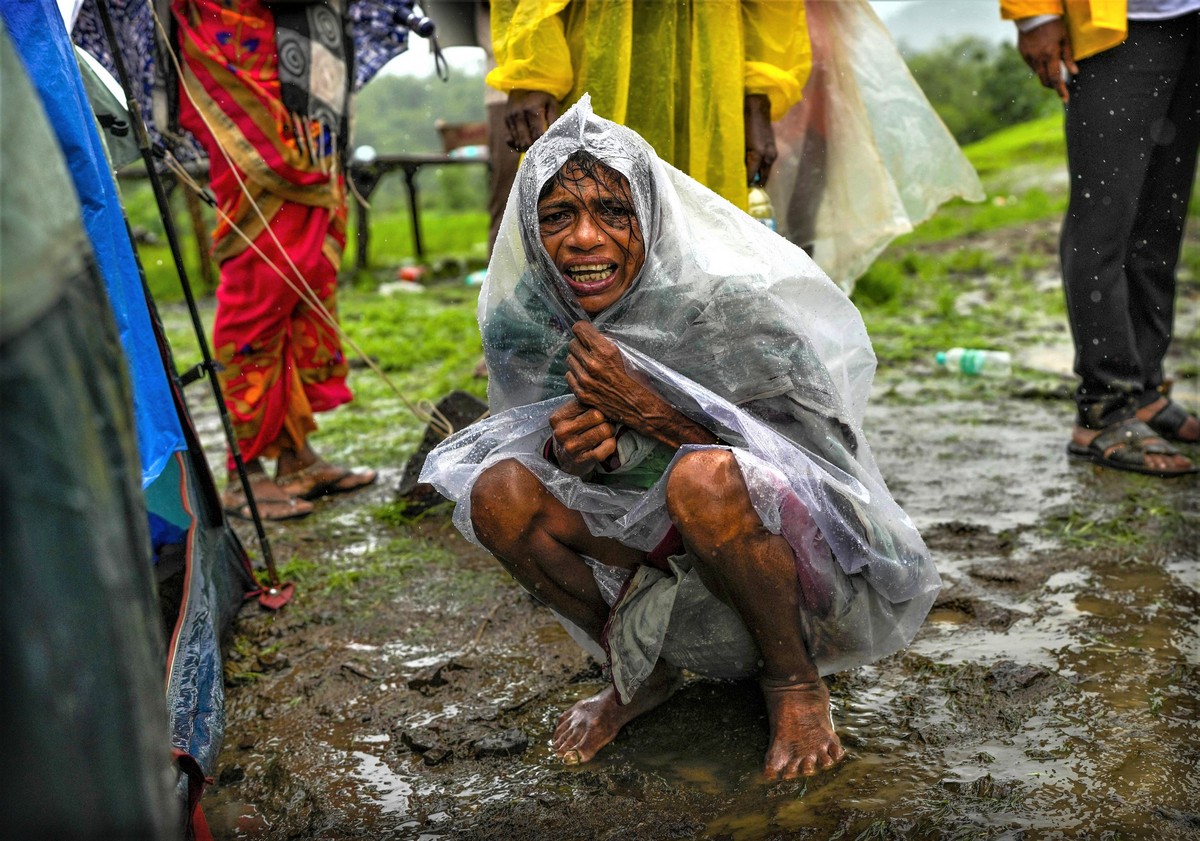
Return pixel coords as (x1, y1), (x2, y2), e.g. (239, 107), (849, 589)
(222, 478), (314, 521)
(276, 460), (378, 500)
(1067, 418), (1197, 478)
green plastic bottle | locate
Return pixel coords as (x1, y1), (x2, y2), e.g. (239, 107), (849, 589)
(935, 348), (1012, 377)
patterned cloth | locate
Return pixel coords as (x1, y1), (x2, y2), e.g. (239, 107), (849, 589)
(71, 0), (410, 157)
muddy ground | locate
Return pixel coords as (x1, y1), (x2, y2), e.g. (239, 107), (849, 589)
(183, 297), (1199, 840)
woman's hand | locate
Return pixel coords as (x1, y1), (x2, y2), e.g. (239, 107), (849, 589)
(566, 322), (719, 449)
(548, 398), (617, 477)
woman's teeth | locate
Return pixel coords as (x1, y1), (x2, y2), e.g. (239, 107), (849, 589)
(567, 265), (614, 284)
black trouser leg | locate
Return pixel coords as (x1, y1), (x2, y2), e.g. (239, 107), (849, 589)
(1126, 15), (1200, 404)
(1060, 13), (1200, 427)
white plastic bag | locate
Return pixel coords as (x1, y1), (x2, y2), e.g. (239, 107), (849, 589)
(769, 0), (985, 293)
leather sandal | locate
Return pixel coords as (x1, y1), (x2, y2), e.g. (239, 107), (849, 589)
(1067, 417), (1197, 478)
(222, 481), (314, 521)
(1142, 398), (1200, 444)
(276, 460), (378, 500)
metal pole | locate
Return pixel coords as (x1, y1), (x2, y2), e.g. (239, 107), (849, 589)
(93, 0), (281, 588)
(403, 163), (424, 260)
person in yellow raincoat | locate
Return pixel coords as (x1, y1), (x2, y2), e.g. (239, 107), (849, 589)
(486, 0), (810, 210)
(1000, 0), (1200, 477)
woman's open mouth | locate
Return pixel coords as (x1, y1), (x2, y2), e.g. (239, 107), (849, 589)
(562, 262), (618, 296)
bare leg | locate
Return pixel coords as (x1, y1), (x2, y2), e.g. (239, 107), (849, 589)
(666, 450), (845, 779)
(470, 459), (680, 762)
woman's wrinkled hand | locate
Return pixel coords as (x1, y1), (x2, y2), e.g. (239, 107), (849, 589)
(565, 322), (655, 427)
(548, 397), (616, 477)
(565, 322), (720, 450)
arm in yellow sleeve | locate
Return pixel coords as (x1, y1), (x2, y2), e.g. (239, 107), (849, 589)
(742, 0), (811, 120)
(1000, 0), (1066, 20)
(485, 0), (575, 100)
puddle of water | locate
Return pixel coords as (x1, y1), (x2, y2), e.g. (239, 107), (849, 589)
(351, 749), (413, 814)
(867, 399), (1081, 532)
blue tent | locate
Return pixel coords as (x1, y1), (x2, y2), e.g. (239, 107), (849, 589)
(1, 4), (259, 836)
(2, 0), (183, 488)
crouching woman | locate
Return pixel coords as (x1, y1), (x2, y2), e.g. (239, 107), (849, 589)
(421, 97), (940, 779)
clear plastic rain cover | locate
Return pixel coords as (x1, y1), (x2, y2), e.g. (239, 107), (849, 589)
(421, 96), (940, 695)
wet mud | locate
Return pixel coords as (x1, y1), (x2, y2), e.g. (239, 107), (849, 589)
(192, 350), (1199, 840)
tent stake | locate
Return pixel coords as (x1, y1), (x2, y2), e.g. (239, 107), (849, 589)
(93, 0), (283, 591)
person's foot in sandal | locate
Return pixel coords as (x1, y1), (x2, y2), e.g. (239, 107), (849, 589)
(1137, 395), (1200, 444)
(277, 461), (378, 500)
(1068, 417), (1197, 477)
(223, 466), (314, 521)
(276, 444), (377, 501)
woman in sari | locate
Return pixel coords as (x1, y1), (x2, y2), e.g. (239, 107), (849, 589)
(421, 98), (940, 779)
(174, 0), (376, 519)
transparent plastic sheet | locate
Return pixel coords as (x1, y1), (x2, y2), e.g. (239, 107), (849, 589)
(421, 96), (940, 681)
(767, 0), (984, 293)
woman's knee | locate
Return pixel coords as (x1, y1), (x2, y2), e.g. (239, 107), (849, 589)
(666, 449), (746, 528)
(470, 458), (546, 548)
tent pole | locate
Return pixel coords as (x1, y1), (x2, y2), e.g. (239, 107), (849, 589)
(92, 0), (283, 592)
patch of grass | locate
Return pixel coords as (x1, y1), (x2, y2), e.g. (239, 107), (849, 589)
(898, 188), (1067, 247)
(962, 115), (1066, 179)
(1040, 487), (1190, 553)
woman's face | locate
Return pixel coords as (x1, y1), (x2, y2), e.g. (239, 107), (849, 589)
(537, 161), (646, 315)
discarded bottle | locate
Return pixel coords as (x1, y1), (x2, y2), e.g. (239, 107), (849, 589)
(747, 185), (777, 232)
(935, 348), (1012, 377)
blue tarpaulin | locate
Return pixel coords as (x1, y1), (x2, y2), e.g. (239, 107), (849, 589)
(1, 0), (184, 486)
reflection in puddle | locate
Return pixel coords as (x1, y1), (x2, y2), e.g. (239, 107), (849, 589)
(351, 749), (413, 814)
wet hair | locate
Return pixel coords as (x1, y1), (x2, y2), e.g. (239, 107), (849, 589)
(536, 149), (645, 260)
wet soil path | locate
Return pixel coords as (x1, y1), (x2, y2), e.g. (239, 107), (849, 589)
(188, 356), (1199, 840)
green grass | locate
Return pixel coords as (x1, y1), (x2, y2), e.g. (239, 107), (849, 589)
(961, 115), (1066, 179)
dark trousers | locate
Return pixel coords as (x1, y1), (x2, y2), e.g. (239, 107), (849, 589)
(487, 100), (521, 257)
(1061, 12), (1199, 428)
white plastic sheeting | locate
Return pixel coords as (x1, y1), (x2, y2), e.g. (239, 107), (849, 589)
(769, 0), (985, 293)
(421, 97), (940, 692)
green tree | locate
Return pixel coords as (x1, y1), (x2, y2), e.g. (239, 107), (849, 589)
(906, 37), (1058, 144)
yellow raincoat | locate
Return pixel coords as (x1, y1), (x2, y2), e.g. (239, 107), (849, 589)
(487, 0), (811, 210)
(1000, 0), (1127, 60)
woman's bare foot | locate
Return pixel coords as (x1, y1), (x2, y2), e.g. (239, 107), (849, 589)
(760, 678), (844, 779)
(552, 662), (682, 765)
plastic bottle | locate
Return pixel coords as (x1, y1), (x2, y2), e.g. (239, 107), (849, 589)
(747, 185), (777, 232)
(934, 348), (1012, 377)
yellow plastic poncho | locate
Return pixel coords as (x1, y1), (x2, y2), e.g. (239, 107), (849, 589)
(487, 0), (811, 210)
(999, 0), (1127, 60)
